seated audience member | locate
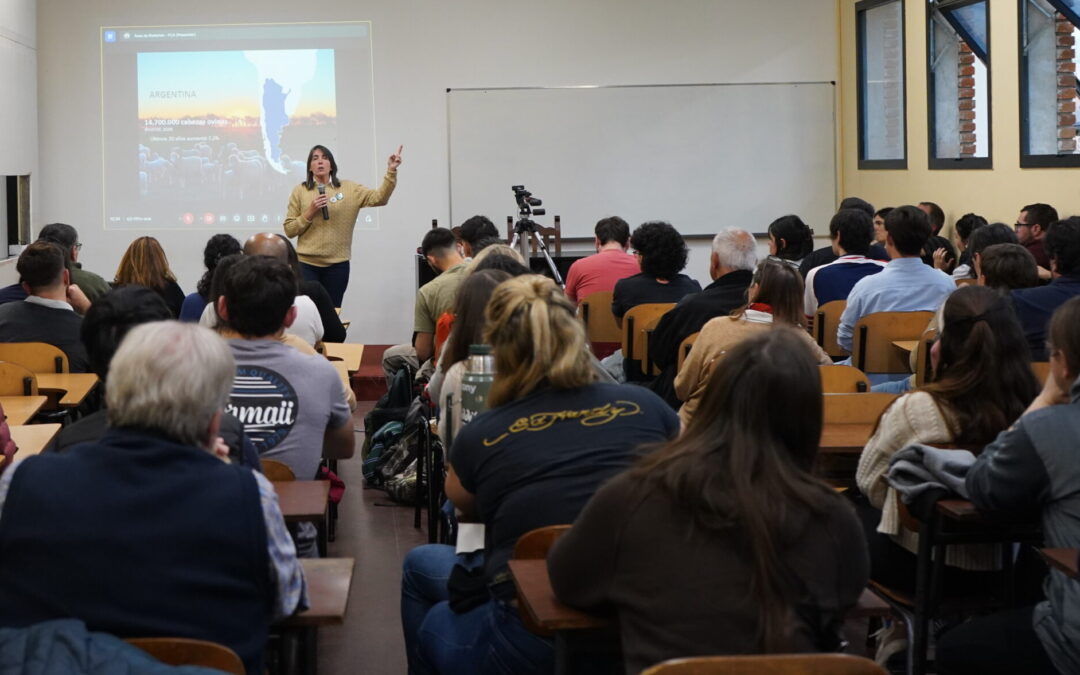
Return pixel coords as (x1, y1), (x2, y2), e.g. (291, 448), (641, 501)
(218, 256), (353, 507)
(966, 221), (1020, 275)
(469, 235), (504, 256)
(676, 259), (831, 427)
(563, 216), (641, 305)
(44, 286), (260, 466)
(978, 243), (1039, 292)
(647, 228), (757, 408)
(401, 275), (679, 675)
(872, 207), (893, 249)
(918, 201), (958, 272)
(837, 206), (955, 369)
(430, 270), (511, 441)
(938, 212), (987, 279)
(549, 330), (868, 673)
(1013, 216), (1080, 360)
(0, 321), (306, 674)
(803, 208), (887, 322)
(800, 197), (888, 275)
(457, 215), (500, 258)
(113, 236), (185, 318)
(180, 233), (241, 322)
(0, 242), (90, 372)
(382, 227), (468, 382)
(612, 221), (701, 323)
(276, 234), (348, 342)
(767, 214), (814, 270)
(937, 297), (1080, 675)
(1016, 202), (1058, 273)
(855, 286), (1039, 596)
(37, 223), (110, 303)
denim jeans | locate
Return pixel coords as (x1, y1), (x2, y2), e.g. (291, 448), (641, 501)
(401, 544), (554, 675)
(300, 260), (350, 307)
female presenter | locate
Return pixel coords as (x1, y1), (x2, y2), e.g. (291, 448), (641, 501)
(283, 144), (402, 306)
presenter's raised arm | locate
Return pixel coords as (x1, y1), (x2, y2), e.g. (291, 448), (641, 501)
(357, 146), (402, 208)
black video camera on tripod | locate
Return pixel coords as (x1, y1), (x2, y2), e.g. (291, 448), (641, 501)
(509, 185), (563, 285)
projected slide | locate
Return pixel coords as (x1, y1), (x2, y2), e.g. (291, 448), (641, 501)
(101, 23), (375, 230)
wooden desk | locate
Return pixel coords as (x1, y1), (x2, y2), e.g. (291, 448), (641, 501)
(330, 361), (350, 391)
(323, 343), (365, 373)
(274, 481), (330, 524)
(11, 423), (62, 456)
(508, 559), (608, 631)
(1040, 548), (1079, 579)
(819, 423), (875, 455)
(892, 340), (918, 355)
(36, 373), (100, 407)
(0, 395), (47, 425)
(276, 557), (355, 675)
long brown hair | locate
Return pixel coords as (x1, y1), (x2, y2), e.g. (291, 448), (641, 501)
(923, 285), (1039, 443)
(483, 275), (595, 407)
(114, 236), (177, 290)
(732, 258), (806, 328)
(1049, 296), (1080, 378)
(632, 329), (835, 652)
(441, 269), (512, 373)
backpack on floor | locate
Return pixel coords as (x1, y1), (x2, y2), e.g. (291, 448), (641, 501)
(362, 421), (405, 484)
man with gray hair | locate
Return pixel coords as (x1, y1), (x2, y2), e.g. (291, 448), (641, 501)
(647, 227), (757, 407)
(0, 321), (306, 674)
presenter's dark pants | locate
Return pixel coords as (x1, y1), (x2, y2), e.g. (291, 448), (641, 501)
(301, 260), (349, 307)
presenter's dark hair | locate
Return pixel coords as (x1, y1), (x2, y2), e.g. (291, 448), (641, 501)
(595, 217), (631, 247)
(197, 234), (241, 299)
(631, 221), (689, 279)
(1021, 203), (1059, 230)
(884, 206), (933, 256)
(767, 215), (814, 261)
(304, 145), (341, 190)
(829, 209), (873, 256)
(839, 197), (874, 218)
(919, 201), (946, 234)
(17, 242), (66, 291)
(1046, 216), (1080, 275)
(459, 216), (498, 246)
(422, 227), (458, 257)
(37, 223), (79, 261)
(955, 213), (988, 243)
(222, 256), (298, 338)
(81, 286), (172, 380)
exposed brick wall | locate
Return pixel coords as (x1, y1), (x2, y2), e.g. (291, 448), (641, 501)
(958, 42), (976, 155)
(1057, 12), (1078, 153)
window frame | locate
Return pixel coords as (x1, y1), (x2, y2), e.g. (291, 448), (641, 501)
(857, 0), (909, 169)
(926, 0), (994, 169)
(1018, 0), (1080, 167)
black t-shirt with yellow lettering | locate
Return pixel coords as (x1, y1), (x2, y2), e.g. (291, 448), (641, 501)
(450, 382), (679, 596)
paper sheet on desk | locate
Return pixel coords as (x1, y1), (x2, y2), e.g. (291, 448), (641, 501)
(456, 523), (485, 554)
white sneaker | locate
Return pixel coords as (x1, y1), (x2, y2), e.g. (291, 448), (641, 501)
(872, 620), (909, 667)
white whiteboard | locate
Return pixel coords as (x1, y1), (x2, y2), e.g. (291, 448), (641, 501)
(447, 83), (837, 239)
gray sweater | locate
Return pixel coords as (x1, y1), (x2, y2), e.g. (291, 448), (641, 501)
(966, 374), (1080, 675)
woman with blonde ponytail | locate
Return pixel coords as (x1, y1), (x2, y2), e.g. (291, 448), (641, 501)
(401, 275), (679, 675)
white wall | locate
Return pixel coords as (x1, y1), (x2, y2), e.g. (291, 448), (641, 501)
(36, 0), (837, 342)
(0, 0), (36, 284)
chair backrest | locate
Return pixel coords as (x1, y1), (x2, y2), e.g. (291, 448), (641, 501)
(261, 459), (296, 481)
(852, 311), (934, 373)
(912, 328), (938, 388)
(0, 362), (38, 396)
(955, 277), (977, 287)
(812, 300), (847, 359)
(125, 637), (245, 675)
(677, 332), (700, 375)
(0, 342), (68, 374)
(623, 303), (676, 363)
(1031, 361), (1051, 384)
(513, 524), (571, 560)
(819, 365), (870, 393)
(505, 216), (563, 255)
(641, 653), (888, 675)
(823, 392), (899, 424)
(579, 291), (622, 344)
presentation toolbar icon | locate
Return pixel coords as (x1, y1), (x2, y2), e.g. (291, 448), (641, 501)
(182, 212), (195, 225)
(104, 31), (117, 43)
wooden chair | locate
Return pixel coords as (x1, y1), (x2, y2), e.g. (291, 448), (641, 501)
(641, 653), (887, 675)
(622, 303), (675, 376)
(125, 637), (244, 675)
(955, 277), (977, 287)
(261, 459), (296, 481)
(1031, 361), (1050, 384)
(676, 332), (700, 375)
(812, 300), (847, 359)
(506, 215), (562, 255)
(514, 524), (571, 560)
(912, 328), (938, 388)
(579, 291), (622, 344)
(823, 392), (898, 424)
(819, 365), (870, 393)
(851, 311), (934, 374)
(0, 362), (38, 397)
(0, 342), (68, 373)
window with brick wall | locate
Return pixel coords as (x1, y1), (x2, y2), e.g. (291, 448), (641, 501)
(928, 0), (991, 168)
(858, 0), (907, 168)
(1020, 0), (1080, 166)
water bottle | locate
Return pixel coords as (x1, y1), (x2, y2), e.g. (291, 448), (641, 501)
(460, 344), (495, 427)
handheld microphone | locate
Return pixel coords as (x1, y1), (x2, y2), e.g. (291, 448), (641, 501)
(317, 184), (329, 220)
